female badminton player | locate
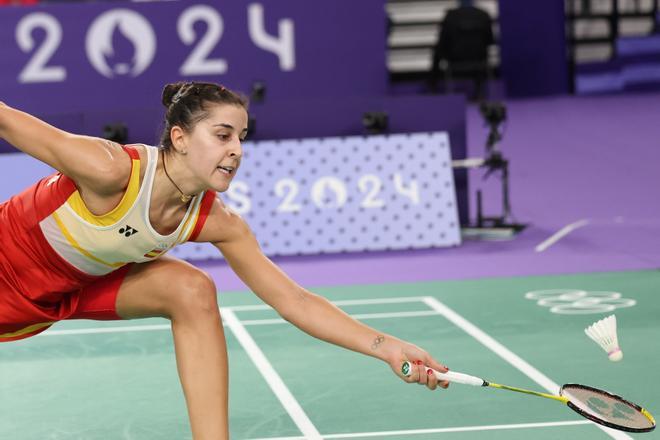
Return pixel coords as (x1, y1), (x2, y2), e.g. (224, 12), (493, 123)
(0, 81), (448, 439)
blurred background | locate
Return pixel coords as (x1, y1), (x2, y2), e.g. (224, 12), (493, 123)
(1, 0), (659, 305)
(2, 2), (660, 439)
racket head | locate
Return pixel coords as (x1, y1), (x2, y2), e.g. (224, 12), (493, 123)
(560, 383), (655, 433)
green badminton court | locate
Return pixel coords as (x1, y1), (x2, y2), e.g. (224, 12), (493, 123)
(1, 269), (658, 439)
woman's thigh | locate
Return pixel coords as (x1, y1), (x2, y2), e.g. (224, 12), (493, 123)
(113, 256), (217, 320)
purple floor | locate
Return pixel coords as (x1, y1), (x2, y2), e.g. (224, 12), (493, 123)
(201, 92), (660, 292)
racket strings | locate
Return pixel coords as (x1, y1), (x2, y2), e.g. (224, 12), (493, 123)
(561, 384), (655, 432)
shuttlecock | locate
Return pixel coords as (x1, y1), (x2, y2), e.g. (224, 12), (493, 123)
(584, 315), (622, 362)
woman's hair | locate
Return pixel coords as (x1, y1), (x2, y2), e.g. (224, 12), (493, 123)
(159, 81), (248, 150)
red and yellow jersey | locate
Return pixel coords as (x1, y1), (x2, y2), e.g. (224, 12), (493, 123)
(0, 144), (215, 306)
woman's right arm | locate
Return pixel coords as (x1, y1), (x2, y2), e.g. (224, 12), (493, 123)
(0, 102), (130, 194)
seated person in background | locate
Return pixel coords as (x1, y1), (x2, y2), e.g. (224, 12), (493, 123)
(430, 0), (494, 100)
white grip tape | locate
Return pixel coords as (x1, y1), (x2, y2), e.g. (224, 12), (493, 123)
(401, 361), (484, 387)
(432, 369), (485, 386)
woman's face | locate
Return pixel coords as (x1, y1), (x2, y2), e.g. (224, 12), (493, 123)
(180, 103), (248, 193)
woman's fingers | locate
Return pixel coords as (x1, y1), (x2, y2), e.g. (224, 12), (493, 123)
(400, 360), (450, 391)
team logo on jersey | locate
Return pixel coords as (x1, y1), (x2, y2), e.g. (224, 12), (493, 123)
(119, 225), (138, 237)
(143, 248), (164, 258)
(85, 9), (156, 78)
(144, 243), (169, 258)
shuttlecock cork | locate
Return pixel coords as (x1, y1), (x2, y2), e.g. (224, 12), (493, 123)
(584, 315), (622, 362)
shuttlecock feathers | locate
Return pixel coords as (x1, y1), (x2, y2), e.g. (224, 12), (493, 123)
(584, 315), (622, 362)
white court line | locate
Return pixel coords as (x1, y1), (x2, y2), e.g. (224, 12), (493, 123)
(535, 219), (590, 252)
(248, 420), (592, 440)
(41, 309), (438, 336)
(43, 323), (171, 336)
(241, 310), (440, 326)
(227, 296), (429, 311)
(223, 309), (323, 440)
(422, 296), (632, 440)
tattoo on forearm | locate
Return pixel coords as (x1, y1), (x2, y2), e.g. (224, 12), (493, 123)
(371, 335), (385, 350)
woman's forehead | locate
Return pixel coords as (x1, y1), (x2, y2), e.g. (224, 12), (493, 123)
(204, 104), (248, 125)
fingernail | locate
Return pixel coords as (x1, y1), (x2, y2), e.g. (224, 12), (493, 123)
(415, 360), (423, 365)
(427, 368), (433, 375)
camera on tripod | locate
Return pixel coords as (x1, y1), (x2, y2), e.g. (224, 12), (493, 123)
(479, 101), (506, 151)
(480, 101), (506, 127)
(454, 100), (526, 236)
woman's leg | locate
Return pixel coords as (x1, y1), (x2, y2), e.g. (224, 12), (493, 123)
(114, 256), (228, 440)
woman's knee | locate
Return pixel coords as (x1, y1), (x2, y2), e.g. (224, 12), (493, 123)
(166, 268), (219, 320)
(116, 257), (220, 320)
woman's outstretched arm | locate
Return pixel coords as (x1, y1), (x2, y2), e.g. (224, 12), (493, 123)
(197, 199), (449, 390)
(0, 102), (130, 194)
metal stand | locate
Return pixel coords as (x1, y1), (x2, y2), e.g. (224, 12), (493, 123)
(453, 105), (527, 239)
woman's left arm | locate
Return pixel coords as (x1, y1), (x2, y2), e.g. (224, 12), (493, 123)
(196, 199), (448, 389)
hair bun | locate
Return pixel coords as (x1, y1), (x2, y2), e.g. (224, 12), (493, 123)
(162, 82), (187, 107)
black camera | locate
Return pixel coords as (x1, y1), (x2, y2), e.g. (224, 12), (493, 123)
(250, 81), (266, 103)
(362, 111), (389, 134)
(479, 101), (507, 149)
(479, 101), (506, 126)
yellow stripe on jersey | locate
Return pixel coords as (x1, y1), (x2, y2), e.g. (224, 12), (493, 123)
(66, 158), (141, 226)
(0, 321), (54, 339)
(143, 249), (164, 258)
(52, 211), (126, 268)
(179, 196), (203, 243)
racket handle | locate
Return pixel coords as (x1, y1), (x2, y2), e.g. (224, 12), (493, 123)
(401, 361), (486, 387)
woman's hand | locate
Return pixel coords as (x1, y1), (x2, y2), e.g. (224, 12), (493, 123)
(388, 342), (450, 390)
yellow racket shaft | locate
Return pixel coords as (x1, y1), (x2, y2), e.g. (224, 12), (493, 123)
(486, 382), (568, 403)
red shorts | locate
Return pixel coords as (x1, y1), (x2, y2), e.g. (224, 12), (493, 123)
(0, 264), (132, 342)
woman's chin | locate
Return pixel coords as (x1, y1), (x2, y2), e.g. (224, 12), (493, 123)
(209, 179), (232, 193)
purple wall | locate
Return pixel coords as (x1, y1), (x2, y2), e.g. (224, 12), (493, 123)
(0, 0), (388, 150)
(498, 0), (570, 97)
(0, 0), (469, 222)
(0, 0), (387, 114)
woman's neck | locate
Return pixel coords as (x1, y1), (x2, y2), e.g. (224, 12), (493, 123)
(157, 150), (198, 206)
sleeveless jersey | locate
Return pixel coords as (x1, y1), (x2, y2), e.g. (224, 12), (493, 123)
(0, 144), (215, 304)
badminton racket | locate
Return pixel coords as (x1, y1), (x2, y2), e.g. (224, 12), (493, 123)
(401, 361), (655, 433)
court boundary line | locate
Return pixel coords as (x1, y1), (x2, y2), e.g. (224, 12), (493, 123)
(240, 310), (440, 326)
(226, 297), (430, 311)
(247, 420), (594, 440)
(42, 309), (440, 336)
(223, 309), (323, 440)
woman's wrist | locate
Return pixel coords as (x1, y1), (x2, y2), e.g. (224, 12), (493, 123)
(367, 333), (402, 362)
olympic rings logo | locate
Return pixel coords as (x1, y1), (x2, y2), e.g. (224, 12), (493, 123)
(524, 290), (636, 314)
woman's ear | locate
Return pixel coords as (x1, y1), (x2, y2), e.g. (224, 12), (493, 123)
(170, 126), (187, 154)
